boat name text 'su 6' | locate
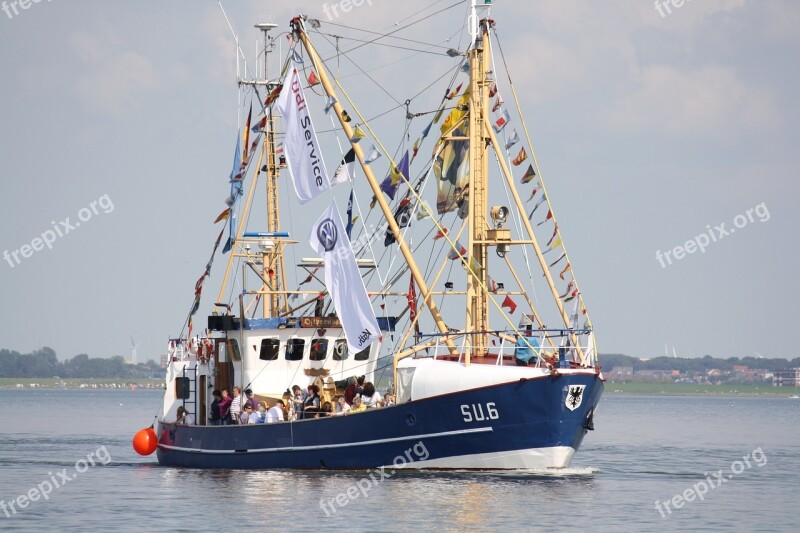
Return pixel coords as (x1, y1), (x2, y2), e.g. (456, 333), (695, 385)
(461, 402), (499, 423)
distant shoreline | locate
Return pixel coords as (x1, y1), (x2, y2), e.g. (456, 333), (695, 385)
(606, 382), (798, 398)
(0, 377), (163, 389)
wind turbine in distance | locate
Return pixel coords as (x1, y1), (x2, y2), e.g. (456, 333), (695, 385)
(130, 336), (140, 365)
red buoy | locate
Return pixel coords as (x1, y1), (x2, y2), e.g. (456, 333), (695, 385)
(132, 427), (158, 456)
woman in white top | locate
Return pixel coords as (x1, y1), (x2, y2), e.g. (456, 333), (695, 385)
(361, 382), (383, 408)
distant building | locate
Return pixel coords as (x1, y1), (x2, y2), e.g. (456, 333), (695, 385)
(773, 368), (800, 387)
(733, 365), (749, 374)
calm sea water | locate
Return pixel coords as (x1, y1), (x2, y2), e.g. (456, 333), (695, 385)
(0, 388), (797, 531)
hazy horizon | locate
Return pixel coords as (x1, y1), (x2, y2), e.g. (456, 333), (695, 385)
(2, 1), (798, 362)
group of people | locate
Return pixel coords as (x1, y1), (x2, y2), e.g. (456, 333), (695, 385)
(287, 377), (395, 420)
(207, 387), (286, 425)
(177, 378), (396, 425)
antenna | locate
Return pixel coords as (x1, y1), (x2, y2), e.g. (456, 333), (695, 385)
(469, 0), (493, 44)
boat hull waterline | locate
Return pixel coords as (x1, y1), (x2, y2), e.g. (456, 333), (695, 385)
(157, 372), (602, 470)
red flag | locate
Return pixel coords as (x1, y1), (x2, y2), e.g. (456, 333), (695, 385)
(408, 275), (420, 338)
(264, 84), (282, 107)
(559, 262), (572, 280)
(433, 228), (449, 240)
(446, 83), (463, 100)
(252, 115), (268, 132)
(308, 70), (320, 86)
(501, 295), (517, 314)
(489, 83), (497, 97)
(214, 208), (231, 224)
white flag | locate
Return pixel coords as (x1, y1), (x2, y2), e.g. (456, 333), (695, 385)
(310, 201), (381, 354)
(276, 67), (330, 204)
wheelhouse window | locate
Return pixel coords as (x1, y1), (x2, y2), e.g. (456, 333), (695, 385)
(285, 339), (305, 361)
(175, 377), (190, 400)
(333, 339), (348, 361)
(259, 338), (280, 361)
(354, 345), (371, 361)
(309, 338), (328, 361)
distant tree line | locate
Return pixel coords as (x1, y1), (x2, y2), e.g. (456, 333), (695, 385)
(600, 353), (800, 373)
(0, 347), (162, 378)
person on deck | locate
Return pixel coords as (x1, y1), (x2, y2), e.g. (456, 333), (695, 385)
(291, 385), (307, 420)
(250, 402), (266, 424)
(219, 389), (233, 425)
(515, 320), (541, 366)
(303, 385), (321, 419)
(176, 406), (194, 425)
(244, 389), (259, 412)
(336, 396), (351, 415)
(240, 404), (254, 424)
(209, 390), (222, 426)
(266, 400), (285, 423)
(347, 394), (366, 414)
(344, 377), (358, 405)
(230, 387), (243, 424)
(361, 382), (382, 408)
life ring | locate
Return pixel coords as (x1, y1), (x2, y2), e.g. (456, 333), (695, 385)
(335, 342), (347, 358)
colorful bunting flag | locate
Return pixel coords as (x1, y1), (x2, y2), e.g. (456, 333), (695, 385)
(526, 185), (540, 203)
(559, 262), (572, 281)
(548, 252), (566, 268)
(346, 188), (355, 239)
(242, 105), (252, 162)
(505, 129), (520, 150)
(324, 95), (337, 114)
(332, 148), (356, 185)
(214, 208), (231, 224)
(527, 195), (546, 220)
(291, 49), (304, 63)
(447, 241), (467, 260)
(512, 147), (527, 166)
(446, 83), (463, 100)
(349, 125), (366, 144)
(501, 294), (517, 314)
(521, 165), (536, 184)
(546, 224), (559, 246)
(264, 84), (282, 107)
(492, 96), (504, 112)
(380, 150), (409, 199)
(544, 236), (562, 253)
(364, 145), (382, 164)
(433, 228), (449, 240)
(537, 210), (553, 227)
(307, 70), (320, 86)
(493, 109), (510, 133)
(559, 281), (575, 300)
(489, 83), (498, 97)
(251, 115), (267, 133)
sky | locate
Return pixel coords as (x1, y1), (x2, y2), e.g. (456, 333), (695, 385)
(1, 0), (798, 363)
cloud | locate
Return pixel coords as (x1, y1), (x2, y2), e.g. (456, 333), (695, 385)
(605, 64), (778, 136)
(70, 32), (159, 117)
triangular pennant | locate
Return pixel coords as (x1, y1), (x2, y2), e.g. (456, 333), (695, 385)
(349, 125), (366, 144)
(512, 147), (528, 166)
(521, 165), (536, 184)
(364, 145), (382, 164)
(505, 129), (520, 150)
(307, 70), (320, 86)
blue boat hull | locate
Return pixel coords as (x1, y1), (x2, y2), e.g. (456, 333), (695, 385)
(156, 372), (602, 470)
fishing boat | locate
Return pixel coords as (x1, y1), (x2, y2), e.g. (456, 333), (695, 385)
(142, 2), (603, 470)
